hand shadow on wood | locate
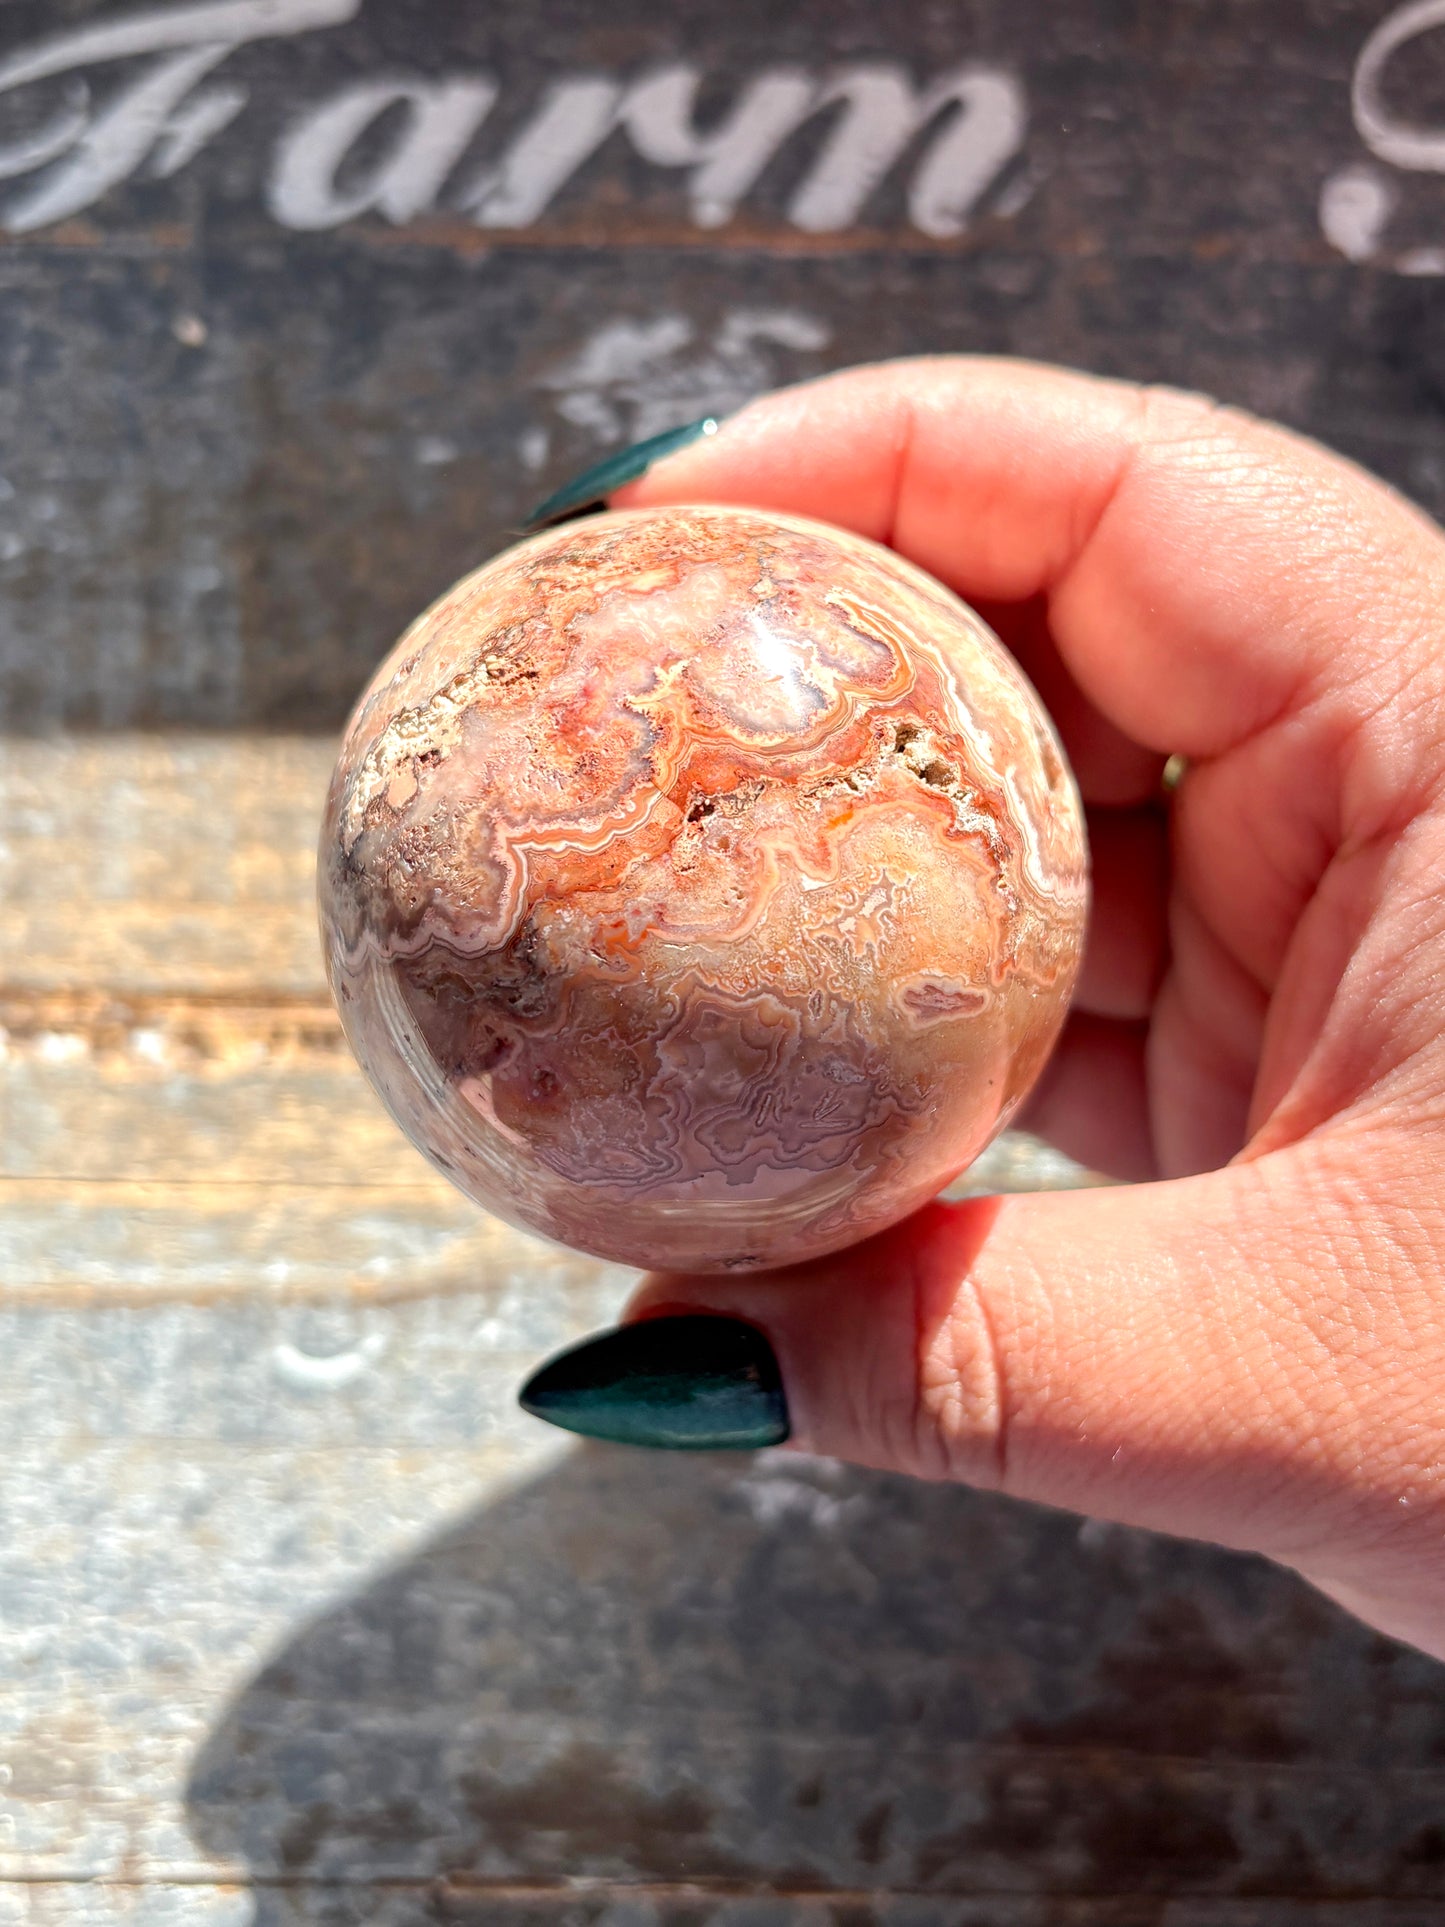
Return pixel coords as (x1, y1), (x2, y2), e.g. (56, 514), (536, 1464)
(185, 1446), (1445, 1926)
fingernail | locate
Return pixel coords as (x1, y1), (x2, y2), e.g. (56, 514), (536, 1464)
(519, 1313), (789, 1450)
(522, 417), (722, 531)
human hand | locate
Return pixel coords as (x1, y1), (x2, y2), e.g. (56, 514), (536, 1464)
(522, 358), (1445, 1662)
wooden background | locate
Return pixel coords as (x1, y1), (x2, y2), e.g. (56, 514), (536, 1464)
(6, 2), (1445, 1922)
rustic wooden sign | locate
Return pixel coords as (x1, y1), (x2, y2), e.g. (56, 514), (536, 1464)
(10, 11), (1445, 1919)
(2, 0), (1444, 730)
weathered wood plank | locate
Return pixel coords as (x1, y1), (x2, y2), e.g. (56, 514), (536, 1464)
(0, 1182), (627, 1306)
(0, 1892), (247, 1927)
(7, 0), (1445, 1912)
(0, 1298), (604, 1444)
(174, 1450), (1445, 1905)
(0, 726), (1423, 1924)
(0, 734), (1096, 1320)
(0, 1052), (427, 1188)
(4, 1423), (1445, 1904)
(0, 1436), (569, 1881)
(0, 1046), (1091, 1196)
(0, 1), (1444, 728)
(0, 727), (1119, 1923)
(9, 1894), (1445, 1927)
(0, 737), (334, 998)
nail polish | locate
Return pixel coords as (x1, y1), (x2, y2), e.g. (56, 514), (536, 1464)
(522, 417), (721, 531)
(519, 1313), (789, 1450)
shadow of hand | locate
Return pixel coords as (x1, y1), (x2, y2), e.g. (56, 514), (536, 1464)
(187, 1447), (1445, 1923)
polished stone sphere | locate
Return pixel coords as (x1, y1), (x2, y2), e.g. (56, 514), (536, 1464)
(319, 506), (1087, 1273)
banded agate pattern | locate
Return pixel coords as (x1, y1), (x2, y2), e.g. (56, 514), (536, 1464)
(319, 507), (1087, 1272)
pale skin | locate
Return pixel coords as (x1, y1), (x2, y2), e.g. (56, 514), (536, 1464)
(612, 357), (1445, 1663)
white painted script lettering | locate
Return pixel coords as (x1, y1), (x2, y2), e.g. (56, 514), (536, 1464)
(787, 67), (1025, 238)
(619, 66), (818, 229)
(1353, 0), (1445, 172)
(1321, 0), (1445, 274)
(269, 76), (498, 227)
(0, 0), (1031, 238)
(0, 0), (359, 230)
(456, 76), (622, 229)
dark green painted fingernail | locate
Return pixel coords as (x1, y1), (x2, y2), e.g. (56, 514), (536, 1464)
(522, 417), (722, 531)
(519, 1314), (789, 1450)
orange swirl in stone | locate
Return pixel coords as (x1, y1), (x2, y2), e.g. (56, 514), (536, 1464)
(318, 506), (1088, 1273)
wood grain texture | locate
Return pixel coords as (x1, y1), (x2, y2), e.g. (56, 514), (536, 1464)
(12, 1900), (1445, 1927)
(1, 731), (1443, 1923)
(6, 0), (1445, 1893)
(0, 0), (1443, 730)
(0, 737), (334, 997)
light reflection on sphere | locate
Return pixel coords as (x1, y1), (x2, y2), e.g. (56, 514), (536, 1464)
(319, 506), (1088, 1273)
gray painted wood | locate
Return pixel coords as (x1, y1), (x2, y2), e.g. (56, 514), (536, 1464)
(2, 737), (1445, 1923)
(0, 0), (1444, 727)
(7, 1), (1445, 1916)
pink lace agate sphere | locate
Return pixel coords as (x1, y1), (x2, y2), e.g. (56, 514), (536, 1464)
(319, 506), (1087, 1273)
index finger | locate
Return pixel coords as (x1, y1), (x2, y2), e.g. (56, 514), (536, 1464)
(615, 357), (1445, 762)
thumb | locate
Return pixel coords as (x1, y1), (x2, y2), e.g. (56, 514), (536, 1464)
(525, 1140), (1430, 1606)
(642, 1174), (1294, 1532)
